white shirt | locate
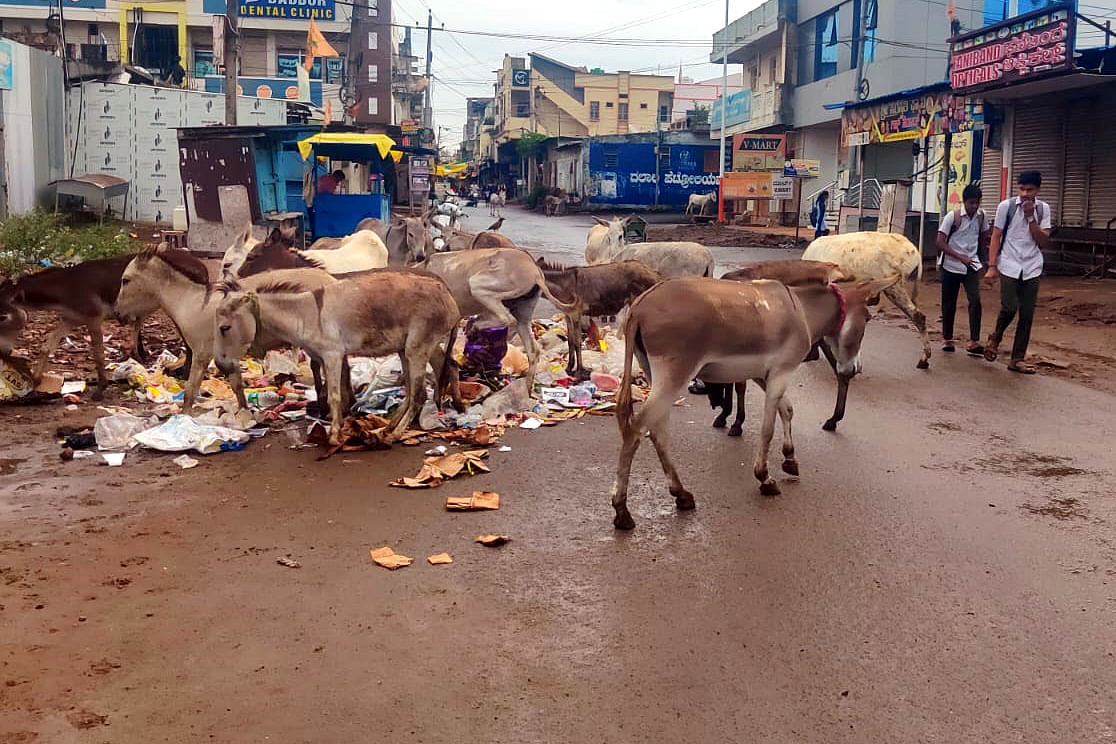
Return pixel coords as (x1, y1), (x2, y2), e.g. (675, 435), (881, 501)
(993, 196), (1052, 281)
(937, 209), (987, 275)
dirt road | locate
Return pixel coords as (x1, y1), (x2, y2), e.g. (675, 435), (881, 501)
(2, 207), (1116, 742)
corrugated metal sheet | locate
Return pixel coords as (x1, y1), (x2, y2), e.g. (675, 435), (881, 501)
(1011, 104), (1063, 223)
(982, 140), (1003, 202)
(1087, 88), (1116, 228)
(587, 140), (720, 208)
(1060, 98), (1092, 227)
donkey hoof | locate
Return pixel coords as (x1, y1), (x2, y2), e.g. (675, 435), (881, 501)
(728, 425), (743, 437)
(917, 359), (930, 370)
(821, 419), (838, 432)
(759, 479), (781, 497)
(672, 489), (696, 511)
(613, 508), (636, 530)
(92, 388), (105, 402)
(782, 459), (799, 477)
(712, 417), (727, 429)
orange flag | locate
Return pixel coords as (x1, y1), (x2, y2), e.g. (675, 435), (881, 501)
(305, 19), (339, 71)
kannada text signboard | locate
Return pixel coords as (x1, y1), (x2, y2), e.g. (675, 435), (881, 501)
(949, 4), (1073, 94)
(721, 171), (773, 200)
(841, 89), (985, 147)
(203, 0), (336, 21)
(732, 133), (785, 172)
(771, 176), (795, 200)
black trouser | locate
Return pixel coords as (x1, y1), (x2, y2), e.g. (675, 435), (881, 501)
(992, 274), (1040, 362)
(940, 267), (982, 341)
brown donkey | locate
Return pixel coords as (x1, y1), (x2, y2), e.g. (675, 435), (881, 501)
(0, 255), (156, 399)
(610, 275), (897, 530)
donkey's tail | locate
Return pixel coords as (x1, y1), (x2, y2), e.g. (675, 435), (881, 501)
(436, 324), (463, 412)
(615, 311), (640, 442)
(536, 276), (580, 315)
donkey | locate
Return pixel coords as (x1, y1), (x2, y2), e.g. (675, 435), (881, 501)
(608, 241), (715, 278)
(536, 257), (661, 377)
(357, 216), (430, 266)
(418, 247), (579, 394)
(220, 223), (262, 279)
(0, 255), (155, 400)
(585, 216), (628, 265)
(704, 259), (848, 435)
(469, 231), (517, 251)
(609, 274), (897, 530)
(114, 245), (335, 412)
(488, 188), (506, 218)
(213, 269), (462, 445)
(255, 229), (388, 277)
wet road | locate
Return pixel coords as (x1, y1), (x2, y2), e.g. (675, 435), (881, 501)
(2, 207), (1115, 742)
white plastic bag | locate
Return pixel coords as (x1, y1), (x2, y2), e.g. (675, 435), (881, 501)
(132, 415), (250, 454)
(94, 413), (155, 450)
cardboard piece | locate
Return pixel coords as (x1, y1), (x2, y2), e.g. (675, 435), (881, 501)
(446, 491), (500, 511)
(370, 546), (413, 570)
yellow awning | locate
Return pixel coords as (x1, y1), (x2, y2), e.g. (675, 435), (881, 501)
(435, 162), (468, 177)
(297, 133), (403, 163)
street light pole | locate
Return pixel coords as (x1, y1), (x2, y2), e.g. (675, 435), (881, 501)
(717, 0), (729, 224)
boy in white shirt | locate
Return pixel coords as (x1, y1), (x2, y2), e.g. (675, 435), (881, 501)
(985, 170), (1052, 374)
(936, 184), (990, 355)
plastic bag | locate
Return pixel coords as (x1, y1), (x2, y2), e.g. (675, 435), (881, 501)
(479, 379), (531, 419)
(501, 344), (529, 376)
(0, 359), (34, 401)
(463, 323), (508, 376)
(351, 386), (405, 416)
(94, 413), (155, 450)
(263, 349), (300, 378)
(132, 414), (250, 455)
(418, 399), (449, 431)
(107, 358), (147, 383)
(349, 355), (403, 392)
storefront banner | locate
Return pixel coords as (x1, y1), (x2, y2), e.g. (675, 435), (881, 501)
(0, 40), (11, 91)
(721, 172), (773, 200)
(783, 159), (820, 179)
(203, 0), (336, 21)
(732, 134), (786, 172)
(930, 131), (977, 214)
(771, 176), (795, 200)
(841, 90), (985, 147)
(950, 4), (1073, 93)
(710, 89), (751, 132)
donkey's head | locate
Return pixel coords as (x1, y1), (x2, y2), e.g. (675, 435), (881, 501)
(238, 227), (301, 278)
(221, 222), (259, 279)
(592, 215), (629, 259)
(826, 275), (900, 378)
(213, 281), (259, 376)
(0, 279), (28, 356)
(396, 215), (428, 263)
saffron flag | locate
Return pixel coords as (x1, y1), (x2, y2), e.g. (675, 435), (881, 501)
(305, 19), (339, 71)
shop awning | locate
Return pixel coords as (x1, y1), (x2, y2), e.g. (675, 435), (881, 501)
(435, 162), (468, 177)
(297, 133), (404, 163)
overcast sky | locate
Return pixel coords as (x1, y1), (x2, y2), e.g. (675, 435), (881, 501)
(390, 0), (761, 152)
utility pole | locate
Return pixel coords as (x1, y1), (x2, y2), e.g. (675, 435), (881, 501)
(717, 0), (729, 224)
(423, 9), (433, 130)
(224, 0), (238, 125)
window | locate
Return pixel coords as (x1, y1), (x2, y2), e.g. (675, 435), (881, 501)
(618, 102), (628, 121)
(619, 92), (628, 98)
(658, 147), (670, 170)
(368, 97), (379, 116)
(749, 65), (758, 90)
(367, 64), (378, 83)
(659, 104), (669, 123)
(606, 101), (614, 108)
(770, 56), (777, 84)
(640, 102), (648, 109)
(278, 51), (321, 79)
(367, 31), (378, 50)
(367, 0), (378, 16)
(326, 57), (343, 84)
(863, 0), (878, 64)
(604, 148), (618, 168)
(814, 7), (839, 81)
(590, 101), (600, 120)
(193, 48), (215, 78)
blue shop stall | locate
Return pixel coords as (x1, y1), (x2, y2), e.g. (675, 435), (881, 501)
(295, 133), (403, 238)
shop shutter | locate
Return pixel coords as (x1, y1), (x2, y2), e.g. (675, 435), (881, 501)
(1087, 89), (1116, 228)
(1060, 98), (1092, 227)
(981, 138), (1003, 201)
(1012, 104), (1063, 223)
(240, 33), (269, 77)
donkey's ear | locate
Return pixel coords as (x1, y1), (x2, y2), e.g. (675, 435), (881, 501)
(592, 216), (609, 226)
(239, 221), (254, 244)
(268, 227), (283, 242)
(279, 225), (297, 241)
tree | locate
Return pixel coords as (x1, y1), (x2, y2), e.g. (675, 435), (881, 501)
(689, 106), (709, 126)
(516, 132), (547, 161)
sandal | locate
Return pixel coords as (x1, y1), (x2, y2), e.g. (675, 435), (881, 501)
(966, 342), (984, 356)
(1008, 361), (1037, 375)
(942, 340), (956, 352)
(983, 338), (999, 362)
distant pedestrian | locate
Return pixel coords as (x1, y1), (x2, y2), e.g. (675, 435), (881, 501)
(936, 183), (989, 355)
(984, 170), (1052, 374)
(812, 191), (830, 238)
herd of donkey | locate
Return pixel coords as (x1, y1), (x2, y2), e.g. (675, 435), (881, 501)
(0, 209), (930, 529)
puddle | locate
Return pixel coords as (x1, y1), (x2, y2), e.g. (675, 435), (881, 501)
(0, 458), (28, 476)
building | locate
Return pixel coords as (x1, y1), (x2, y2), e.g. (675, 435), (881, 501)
(949, 2), (1116, 272)
(480, 52), (675, 194)
(671, 73), (745, 127)
(349, 0), (392, 126)
(0, 0), (363, 120)
(460, 96), (493, 164)
(583, 131), (722, 210)
(391, 24), (425, 130)
(711, 0), (988, 226)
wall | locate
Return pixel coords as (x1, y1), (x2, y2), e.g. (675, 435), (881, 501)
(586, 136), (720, 209)
(577, 73), (672, 136)
(1, 41), (65, 214)
(67, 81), (285, 223)
(797, 123), (840, 190)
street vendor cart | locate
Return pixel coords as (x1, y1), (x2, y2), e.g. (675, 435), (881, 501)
(296, 133), (403, 238)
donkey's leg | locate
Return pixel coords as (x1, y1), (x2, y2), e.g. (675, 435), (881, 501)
(777, 395), (798, 476)
(32, 319), (78, 382)
(728, 381), (747, 437)
(229, 368), (249, 411)
(564, 313), (580, 376)
(610, 389), (656, 530)
(753, 373), (791, 496)
(132, 317), (148, 364)
(883, 283), (931, 369)
(323, 352), (346, 446)
(88, 316), (107, 400)
(181, 352), (211, 414)
(648, 427), (694, 511)
(818, 340), (851, 432)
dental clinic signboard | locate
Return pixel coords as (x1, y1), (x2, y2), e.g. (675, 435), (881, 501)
(203, 0), (336, 21)
(950, 3), (1074, 94)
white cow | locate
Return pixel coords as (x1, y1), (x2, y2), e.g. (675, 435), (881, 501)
(802, 231), (931, 369)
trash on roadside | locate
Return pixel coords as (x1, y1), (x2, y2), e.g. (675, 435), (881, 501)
(276, 556), (301, 568)
(1033, 355), (1070, 369)
(102, 452), (125, 467)
(63, 430), (97, 449)
(446, 490), (500, 511)
(0, 358), (35, 401)
(462, 321), (508, 376)
(370, 546), (413, 570)
(349, 355), (403, 392)
(519, 417), (543, 430)
(310, 415), (394, 459)
(72, 450), (96, 459)
(200, 378), (236, 401)
(478, 378), (532, 419)
(94, 413), (155, 450)
(107, 358), (146, 383)
(351, 386), (405, 416)
(475, 534), (511, 547)
(425, 445), (448, 456)
(35, 372), (65, 395)
(60, 380), (87, 396)
(498, 445), (512, 452)
(132, 414), (250, 455)
(501, 344), (529, 376)
(173, 454), (199, 469)
(427, 553), (453, 565)
(390, 449), (490, 488)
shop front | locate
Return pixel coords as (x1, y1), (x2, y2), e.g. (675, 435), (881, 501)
(950, 2), (1116, 272)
